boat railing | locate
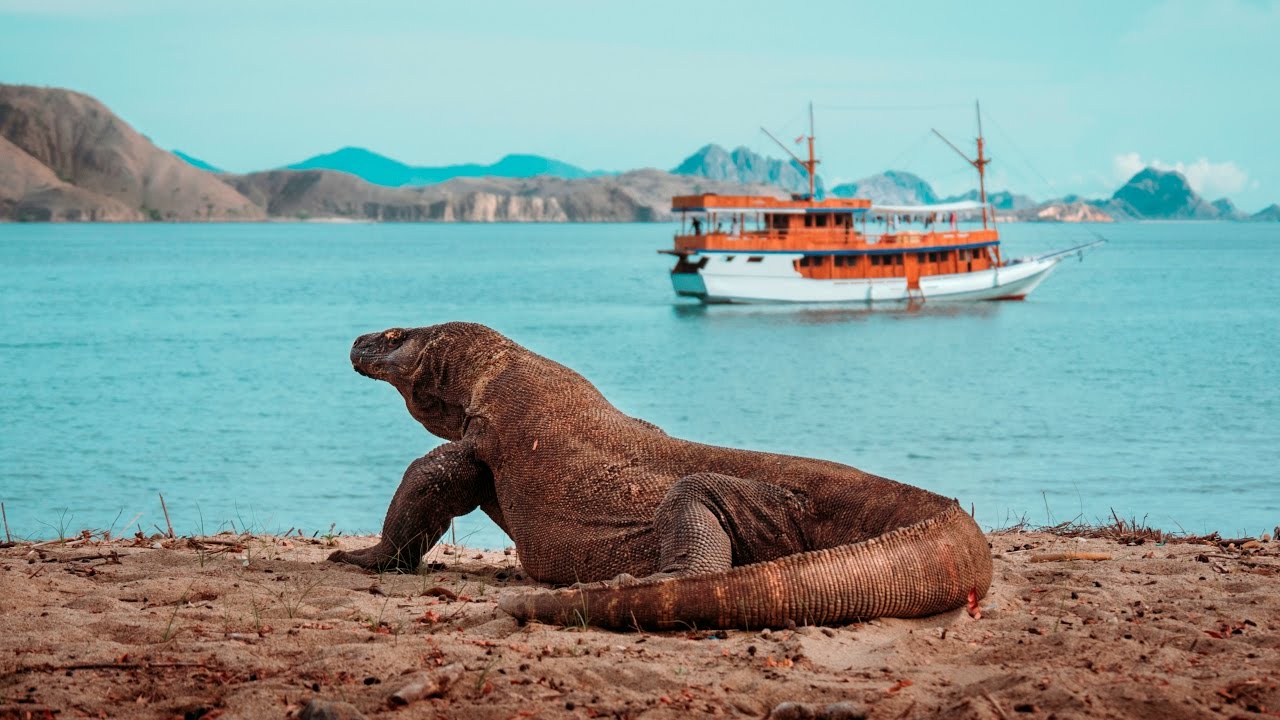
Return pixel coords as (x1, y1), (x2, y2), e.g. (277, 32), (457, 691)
(674, 227), (998, 253)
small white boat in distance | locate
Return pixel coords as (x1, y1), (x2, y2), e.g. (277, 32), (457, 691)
(661, 103), (1102, 305)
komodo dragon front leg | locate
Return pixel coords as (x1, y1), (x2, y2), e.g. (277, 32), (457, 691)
(329, 441), (495, 572)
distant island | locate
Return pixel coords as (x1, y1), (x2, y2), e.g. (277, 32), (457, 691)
(2, 84), (1277, 224)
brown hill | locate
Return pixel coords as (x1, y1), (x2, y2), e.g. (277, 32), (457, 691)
(0, 84), (263, 221)
(1005, 200), (1115, 223)
(223, 168), (783, 222)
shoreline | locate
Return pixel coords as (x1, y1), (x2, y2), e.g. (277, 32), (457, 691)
(2, 530), (1276, 719)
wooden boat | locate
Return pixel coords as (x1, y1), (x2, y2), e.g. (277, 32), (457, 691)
(661, 104), (1101, 304)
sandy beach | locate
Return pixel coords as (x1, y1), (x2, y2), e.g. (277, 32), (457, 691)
(1, 528), (1276, 720)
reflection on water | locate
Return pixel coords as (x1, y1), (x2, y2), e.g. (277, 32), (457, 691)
(671, 299), (999, 325)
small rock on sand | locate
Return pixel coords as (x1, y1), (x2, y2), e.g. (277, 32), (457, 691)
(299, 698), (366, 720)
(769, 700), (866, 720)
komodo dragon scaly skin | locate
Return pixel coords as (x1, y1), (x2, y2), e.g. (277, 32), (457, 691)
(329, 322), (992, 630)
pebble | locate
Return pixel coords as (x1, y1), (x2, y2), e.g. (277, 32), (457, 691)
(769, 701), (866, 720)
(298, 698), (366, 720)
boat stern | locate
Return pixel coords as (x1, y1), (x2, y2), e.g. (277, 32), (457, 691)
(671, 269), (707, 299)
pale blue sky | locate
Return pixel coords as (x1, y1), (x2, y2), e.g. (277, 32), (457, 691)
(2, 0), (1277, 209)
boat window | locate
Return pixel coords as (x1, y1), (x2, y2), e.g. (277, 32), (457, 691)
(917, 253), (927, 263)
(724, 255), (734, 262)
(747, 256), (763, 263)
(869, 255), (879, 266)
(814, 214), (828, 228)
(833, 256), (844, 267)
(893, 254), (903, 266)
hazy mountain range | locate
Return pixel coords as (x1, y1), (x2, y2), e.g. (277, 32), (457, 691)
(2, 84), (1277, 223)
(284, 147), (608, 186)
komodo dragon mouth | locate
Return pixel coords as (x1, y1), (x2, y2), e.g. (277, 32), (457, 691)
(349, 328), (408, 380)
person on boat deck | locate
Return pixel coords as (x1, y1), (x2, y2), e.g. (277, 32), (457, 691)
(691, 217), (702, 235)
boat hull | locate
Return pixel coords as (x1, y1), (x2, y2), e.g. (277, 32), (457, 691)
(671, 254), (1059, 304)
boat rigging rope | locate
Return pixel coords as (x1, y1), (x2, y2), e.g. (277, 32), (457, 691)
(981, 110), (1112, 255)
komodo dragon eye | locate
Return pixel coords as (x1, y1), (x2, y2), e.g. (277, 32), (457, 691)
(383, 329), (406, 345)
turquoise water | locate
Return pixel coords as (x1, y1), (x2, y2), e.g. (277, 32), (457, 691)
(1, 222), (1277, 546)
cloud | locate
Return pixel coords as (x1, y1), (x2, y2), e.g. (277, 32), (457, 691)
(1113, 152), (1249, 198)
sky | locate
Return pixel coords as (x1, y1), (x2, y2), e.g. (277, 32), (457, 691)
(1, 0), (1277, 210)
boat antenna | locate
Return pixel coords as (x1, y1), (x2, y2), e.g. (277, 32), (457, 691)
(761, 102), (820, 200)
(932, 100), (991, 228)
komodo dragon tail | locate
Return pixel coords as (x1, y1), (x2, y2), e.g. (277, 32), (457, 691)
(498, 502), (992, 630)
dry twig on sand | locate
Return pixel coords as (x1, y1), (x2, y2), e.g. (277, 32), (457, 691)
(1030, 552), (1113, 563)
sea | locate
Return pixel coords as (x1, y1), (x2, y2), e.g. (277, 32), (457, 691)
(1, 221), (1276, 547)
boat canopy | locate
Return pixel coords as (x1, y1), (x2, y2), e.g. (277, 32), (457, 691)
(869, 200), (986, 215)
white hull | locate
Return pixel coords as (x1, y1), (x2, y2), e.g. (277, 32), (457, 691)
(672, 253), (1060, 304)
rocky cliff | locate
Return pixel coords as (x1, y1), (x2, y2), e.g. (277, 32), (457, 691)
(0, 84), (263, 221)
(223, 168), (783, 222)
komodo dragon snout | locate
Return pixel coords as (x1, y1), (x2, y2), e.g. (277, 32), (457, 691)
(350, 327), (414, 381)
(331, 321), (993, 630)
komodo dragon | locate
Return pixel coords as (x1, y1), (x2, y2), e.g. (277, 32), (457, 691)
(329, 322), (992, 629)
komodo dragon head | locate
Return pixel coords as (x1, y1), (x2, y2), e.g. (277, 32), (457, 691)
(350, 322), (512, 441)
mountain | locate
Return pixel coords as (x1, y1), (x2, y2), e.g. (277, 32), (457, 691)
(1210, 197), (1246, 221)
(829, 171), (936, 205)
(285, 147), (602, 187)
(0, 84), (263, 221)
(223, 168), (784, 222)
(673, 144), (822, 196)
(1250, 204), (1280, 222)
(1008, 200), (1114, 223)
(940, 188), (1037, 211)
(1100, 167), (1219, 220)
(172, 149), (222, 173)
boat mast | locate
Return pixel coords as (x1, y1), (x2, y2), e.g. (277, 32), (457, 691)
(761, 102), (821, 200)
(806, 102), (817, 200)
(932, 100), (993, 229)
(974, 101), (990, 229)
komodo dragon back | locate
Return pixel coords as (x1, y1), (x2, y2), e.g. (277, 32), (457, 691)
(498, 501), (992, 630)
